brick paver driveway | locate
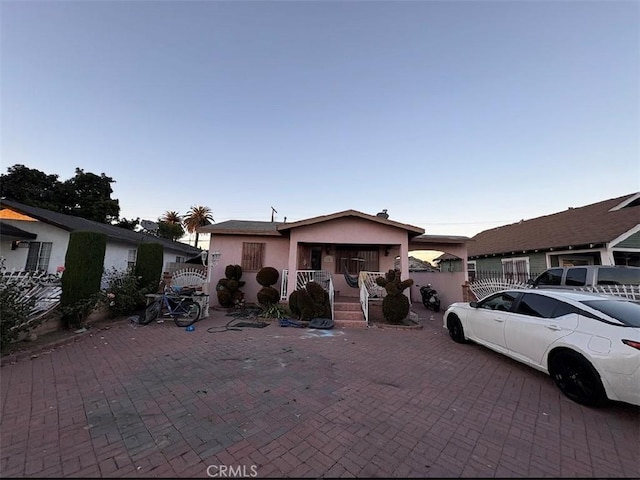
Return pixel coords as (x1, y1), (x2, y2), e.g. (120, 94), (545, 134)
(1, 304), (639, 478)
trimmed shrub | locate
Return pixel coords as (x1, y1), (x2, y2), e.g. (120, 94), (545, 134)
(288, 281), (331, 321)
(0, 276), (36, 351)
(256, 267), (280, 307)
(216, 264), (245, 307)
(135, 242), (164, 293)
(101, 267), (146, 317)
(375, 269), (414, 324)
(256, 267), (279, 287)
(60, 231), (107, 327)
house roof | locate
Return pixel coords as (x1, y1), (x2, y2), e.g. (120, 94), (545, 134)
(199, 220), (284, 236)
(276, 209), (425, 236)
(199, 209), (425, 237)
(0, 221), (38, 240)
(0, 199), (202, 256)
(467, 192), (640, 258)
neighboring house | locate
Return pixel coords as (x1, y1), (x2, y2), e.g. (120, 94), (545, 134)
(434, 253), (463, 273)
(455, 193), (640, 282)
(199, 209), (469, 320)
(0, 199), (203, 275)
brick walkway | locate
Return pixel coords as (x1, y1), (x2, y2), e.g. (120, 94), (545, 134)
(1, 304), (639, 478)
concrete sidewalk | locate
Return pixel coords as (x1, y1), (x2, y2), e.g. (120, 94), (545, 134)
(1, 304), (638, 478)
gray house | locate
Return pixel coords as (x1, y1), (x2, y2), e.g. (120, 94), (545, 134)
(440, 193), (640, 282)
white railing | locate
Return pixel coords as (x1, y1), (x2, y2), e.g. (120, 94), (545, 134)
(578, 284), (640, 301)
(360, 282), (370, 326)
(328, 277), (335, 320)
(359, 271), (386, 326)
(281, 269), (289, 300)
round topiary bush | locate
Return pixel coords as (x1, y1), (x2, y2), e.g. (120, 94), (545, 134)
(257, 286), (280, 306)
(256, 267), (279, 287)
(216, 264), (245, 307)
(288, 281), (331, 321)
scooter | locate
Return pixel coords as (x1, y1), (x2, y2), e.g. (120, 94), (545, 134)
(419, 284), (441, 312)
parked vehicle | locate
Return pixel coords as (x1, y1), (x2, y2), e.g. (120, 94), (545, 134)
(443, 289), (640, 407)
(418, 284), (441, 312)
(529, 265), (640, 289)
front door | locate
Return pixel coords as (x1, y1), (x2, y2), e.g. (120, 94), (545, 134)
(311, 247), (322, 270)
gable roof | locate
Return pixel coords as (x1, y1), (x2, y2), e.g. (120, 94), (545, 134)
(276, 209), (425, 236)
(0, 199), (202, 256)
(199, 209), (425, 237)
(0, 220), (38, 240)
(468, 193), (640, 258)
(199, 220), (284, 236)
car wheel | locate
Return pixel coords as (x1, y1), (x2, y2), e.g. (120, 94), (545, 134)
(446, 314), (466, 343)
(549, 350), (608, 407)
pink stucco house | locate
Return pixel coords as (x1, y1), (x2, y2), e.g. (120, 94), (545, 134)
(199, 209), (468, 326)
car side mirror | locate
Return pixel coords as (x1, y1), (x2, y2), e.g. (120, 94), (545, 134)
(470, 301), (479, 308)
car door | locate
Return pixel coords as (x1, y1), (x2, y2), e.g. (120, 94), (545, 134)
(504, 293), (579, 368)
(469, 292), (519, 353)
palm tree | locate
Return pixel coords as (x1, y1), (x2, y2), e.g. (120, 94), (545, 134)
(183, 205), (214, 247)
(161, 210), (182, 224)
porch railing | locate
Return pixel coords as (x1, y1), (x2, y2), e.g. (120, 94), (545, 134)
(280, 269), (335, 319)
(359, 271), (386, 326)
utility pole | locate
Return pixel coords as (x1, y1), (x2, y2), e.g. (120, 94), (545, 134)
(270, 206), (278, 222)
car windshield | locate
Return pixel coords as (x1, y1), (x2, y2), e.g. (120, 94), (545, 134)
(581, 300), (640, 327)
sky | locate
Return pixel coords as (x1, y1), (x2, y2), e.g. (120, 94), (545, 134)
(2, 0), (639, 247)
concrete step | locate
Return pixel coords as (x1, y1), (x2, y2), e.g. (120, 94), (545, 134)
(334, 319), (367, 329)
(333, 309), (364, 321)
(334, 302), (362, 312)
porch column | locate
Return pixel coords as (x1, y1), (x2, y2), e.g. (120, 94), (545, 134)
(286, 239), (299, 298)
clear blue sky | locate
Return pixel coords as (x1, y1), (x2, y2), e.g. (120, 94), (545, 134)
(2, 0), (638, 241)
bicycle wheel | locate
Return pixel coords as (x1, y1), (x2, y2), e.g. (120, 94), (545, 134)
(141, 300), (161, 325)
(173, 300), (201, 327)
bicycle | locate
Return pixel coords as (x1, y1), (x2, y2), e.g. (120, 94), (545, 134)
(141, 286), (202, 327)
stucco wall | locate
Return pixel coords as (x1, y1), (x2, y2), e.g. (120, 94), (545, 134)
(0, 220), (69, 274)
(206, 234), (290, 304)
(409, 270), (466, 309)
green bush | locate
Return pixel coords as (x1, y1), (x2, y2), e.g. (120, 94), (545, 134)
(288, 281), (331, 321)
(0, 277), (36, 352)
(375, 269), (414, 324)
(216, 264), (245, 307)
(135, 242), (163, 293)
(256, 267), (279, 287)
(257, 286), (280, 306)
(61, 231), (107, 327)
(101, 267), (146, 317)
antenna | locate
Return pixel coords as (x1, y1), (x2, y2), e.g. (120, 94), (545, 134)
(270, 206), (278, 222)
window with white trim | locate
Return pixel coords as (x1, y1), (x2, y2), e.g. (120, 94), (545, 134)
(501, 257), (530, 283)
(25, 242), (53, 272)
(468, 261), (477, 281)
(127, 249), (137, 271)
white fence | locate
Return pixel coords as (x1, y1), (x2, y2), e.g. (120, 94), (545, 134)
(1, 269), (62, 331)
(468, 277), (640, 301)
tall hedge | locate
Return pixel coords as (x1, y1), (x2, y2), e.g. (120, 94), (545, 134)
(135, 242), (164, 293)
(61, 231), (107, 310)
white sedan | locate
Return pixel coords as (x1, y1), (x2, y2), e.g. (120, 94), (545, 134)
(443, 289), (640, 407)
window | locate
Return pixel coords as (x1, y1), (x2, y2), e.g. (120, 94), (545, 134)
(534, 268), (563, 286)
(127, 249), (137, 271)
(515, 293), (579, 318)
(175, 256), (185, 264)
(479, 291), (518, 312)
(597, 267), (640, 286)
(565, 267), (587, 286)
(242, 242), (265, 271)
(501, 257), (530, 283)
(335, 247), (379, 274)
(25, 242), (53, 272)
(468, 261), (476, 281)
